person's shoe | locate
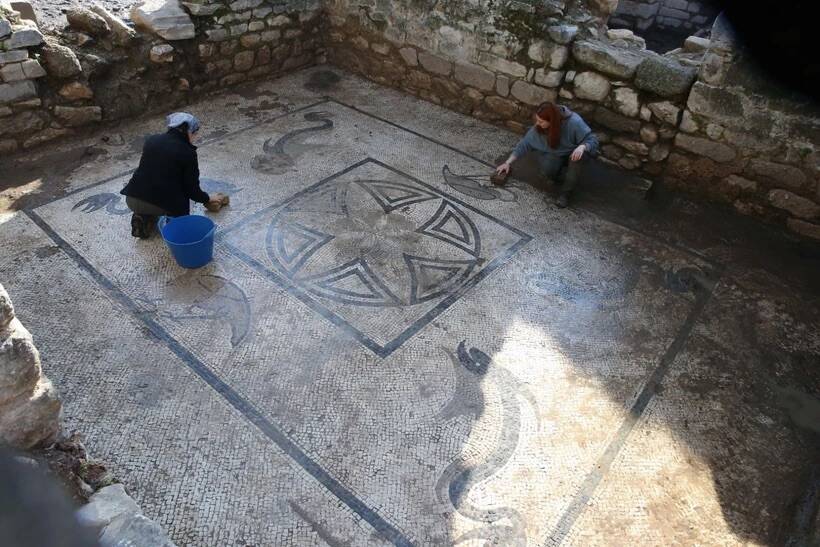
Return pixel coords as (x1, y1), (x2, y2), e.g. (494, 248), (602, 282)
(555, 192), (571, 208)
(130, 214), (154, 239)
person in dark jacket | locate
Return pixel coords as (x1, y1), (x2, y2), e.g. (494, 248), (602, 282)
(495, 101), (599, 208)
(121, 112), (226, 238)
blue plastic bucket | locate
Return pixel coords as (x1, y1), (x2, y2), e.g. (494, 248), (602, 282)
(158, 215), (216, 269)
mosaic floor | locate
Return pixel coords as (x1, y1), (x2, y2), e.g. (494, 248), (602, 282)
(1, 67), (818, 546)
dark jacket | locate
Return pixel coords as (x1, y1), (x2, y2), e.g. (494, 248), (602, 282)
(512, 105), (600, 159)
(121, 129), (210, 216)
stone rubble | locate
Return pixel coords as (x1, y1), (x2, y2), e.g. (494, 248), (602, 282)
(0, 283), (60, 451)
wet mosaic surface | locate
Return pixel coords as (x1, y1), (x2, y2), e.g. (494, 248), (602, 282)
(1, 67), (818, 546)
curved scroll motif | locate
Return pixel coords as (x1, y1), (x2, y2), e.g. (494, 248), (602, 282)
(251, 111), (335, 175)
(435, 340), (539, 546)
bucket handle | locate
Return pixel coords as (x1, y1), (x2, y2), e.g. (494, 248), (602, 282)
(157, 215), (171, 232)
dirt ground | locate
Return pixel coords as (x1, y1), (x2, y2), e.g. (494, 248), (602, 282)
(31, 0), (135, 29)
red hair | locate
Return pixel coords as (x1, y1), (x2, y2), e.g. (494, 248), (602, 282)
(535, 102), (562, 149)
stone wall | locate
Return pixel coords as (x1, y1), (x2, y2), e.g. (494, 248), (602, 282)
(324, 1), (818, 241)
(669, 14), (820, 240)
(0, 0), (324, 155)
(611, 0), (717, 34)
(0, 282), (60, 450)
(325, 2), (697, 189)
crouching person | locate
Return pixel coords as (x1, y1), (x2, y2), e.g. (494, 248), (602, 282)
(121, 112), (227, 239)
(495, 102), (599, 208)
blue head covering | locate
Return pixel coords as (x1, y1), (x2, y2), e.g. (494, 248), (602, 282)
(166, 112), (200, 134)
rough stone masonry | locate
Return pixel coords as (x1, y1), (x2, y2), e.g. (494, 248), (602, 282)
(0, 0), (818, 242)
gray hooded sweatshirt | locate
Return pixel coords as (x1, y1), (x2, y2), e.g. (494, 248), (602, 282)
(512, 106), (599, 159)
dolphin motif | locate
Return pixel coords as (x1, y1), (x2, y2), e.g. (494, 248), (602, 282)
(434, 340), (539, 546)
(251, 111), (335, 175)
(136, 274), (251, 348)
(442, 165), (520, 202)
(72, 193), (131, 215)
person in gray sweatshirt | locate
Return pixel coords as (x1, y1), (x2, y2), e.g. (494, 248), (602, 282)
(495, 101), (599, 208)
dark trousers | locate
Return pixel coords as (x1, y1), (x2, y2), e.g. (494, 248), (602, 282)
(125, 196), (171, 217)
(538, 153), (588, 193)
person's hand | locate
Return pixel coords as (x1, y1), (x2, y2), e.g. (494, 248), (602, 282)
(496, 162), (511, 175)
(205, 192), (228, 212)
(570, 144), (586, 162)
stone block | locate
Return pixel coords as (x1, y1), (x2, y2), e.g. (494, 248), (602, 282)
(405, 70), (431, 90)
(679, 109), (698, 132)
(511, 80), (556, 106)
(787, 219), (820, 240)
(0, 376), (60, 449)
(252, 7), (272, 18)
(0, 110), (43, 135)
(399, 48), (418, 67)
(686, 81), (744, 119)
(99, 513), (175, 547)
(572, 40), (645, 79)
(240, 33), (261, 48)
(206, 28), (228, 42)
(233, 50), (254, 72)
(484, 96), (519, 119)
(130, 0), (196, 40)
(267, 15), (290, 27)
(418, 51), (452, 76)
(0, 319), (39, 405)
(0, 50), (28, 65)
(229, 0), (263, 9)
(768, 190), (820, 219)
(647, 101), (681, 125)
(613, 136), (650, 155)
(7, 28), (43, 49)
(0, 80), (36, 103)
(649, 142), (671, 162)
(534, 69), (564, 88)
(20, 59), (44, 79)
(75, 484), (140, 533)
(54, 105), (102, 127)
(0, 20), (10, 40)
(150, 44), (174, 62)
(230, 23), (248, 36)
(573, 71), (610, 101)
(371, 42), (390, 55)
(496, 75), (510, 97)
(260, 30), (279, 43)
(659, 6), (688, 19)
(640, 125), (658, 144)
(593, 107), (642, 133)
(619, 155), (642, 169)
(0, 62), (25, 82)
(635, 55), (697, 97)
(477, 52), (527, 78)
(42, 41), (83, 79)
(748, 160), (807, 190)
(674, 133), (736, 162)
(454, 62), (494, 91)
(612, 87), (640, 117)
(725, 174), (757, 191)
(684, 36), (710, 53)
(248, 21), (265, 32)
(58, 81), (93, 100)
(65, 7), (110, 36)
(181, 1), (220, 15)
(547, 24), (578, 44)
